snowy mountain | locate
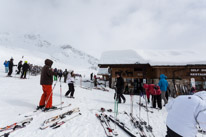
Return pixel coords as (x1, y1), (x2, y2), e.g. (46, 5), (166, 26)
(0, 32), (99, 72)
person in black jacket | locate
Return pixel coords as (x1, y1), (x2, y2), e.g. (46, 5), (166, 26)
(7, 58), (16, 77)
(20, 61), (30, 79)
(63, 69), (68, 83)
(115, 73), (126, 103)
(16, 60), (23, 74)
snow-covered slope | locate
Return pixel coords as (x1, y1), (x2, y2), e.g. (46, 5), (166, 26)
(0, 32), (98, 72)
(0, 66), (204, 137)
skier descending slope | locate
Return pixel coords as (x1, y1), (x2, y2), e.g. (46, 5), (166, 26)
(37, 59), (57, 111)
(166, 91), (206, 137)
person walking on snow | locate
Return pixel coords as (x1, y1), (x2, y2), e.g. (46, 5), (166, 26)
(166, 91), (206, 137)
(115, 73), (126, 103)
(20, 61), (30, 79)
(37, 59), (57, 111)
(3, 60), (9, 73)
(65, 71), (75, 98)
(158, 74), (168, 106)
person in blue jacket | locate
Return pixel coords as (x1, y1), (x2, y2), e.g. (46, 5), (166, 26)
(158, 74), (168, 105)
(3, 60), (9, 73)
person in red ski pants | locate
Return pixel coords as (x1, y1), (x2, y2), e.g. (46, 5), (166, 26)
(37, 59), (56, 111)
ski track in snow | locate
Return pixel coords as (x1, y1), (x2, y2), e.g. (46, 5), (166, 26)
(0, 67), (203, 137)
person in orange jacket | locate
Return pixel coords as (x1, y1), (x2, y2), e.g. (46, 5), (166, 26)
(37, 59), (56, 111)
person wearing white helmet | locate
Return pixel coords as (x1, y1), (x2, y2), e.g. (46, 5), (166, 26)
(165, 91), (206, 137)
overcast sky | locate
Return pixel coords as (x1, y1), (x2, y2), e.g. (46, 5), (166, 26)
(0, 0), (206, 58)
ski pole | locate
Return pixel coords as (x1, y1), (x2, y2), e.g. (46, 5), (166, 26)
(139, 95), (141, 118)
(130, 95), (133, 116)
(144, 93), (150, 126)
(60, 80), (62, 110)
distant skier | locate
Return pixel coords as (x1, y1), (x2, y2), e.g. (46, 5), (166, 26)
(63, 69), (68, 83)
(166, 91), (206, 137)
(90, 73), (93, 80)
(16, 60), (23, 74)
(37, 59), (56, 111)
(3, 60), (9, 73)
(7, 58), (16, 77)
(57, 69), (63, 82)
(143, 84), (150, 103)
(20, 61), (30, 79)
(115, 73), (126, 103)
(65, 71), (75, 98)
(53, 68), (58, 81)
(94, 75), (97, 87)
(158, 74), (168, 106)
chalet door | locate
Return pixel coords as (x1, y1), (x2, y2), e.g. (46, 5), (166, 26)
(134, 78), (143, 95)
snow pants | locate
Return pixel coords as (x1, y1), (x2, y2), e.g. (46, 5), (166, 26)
(39, 85), (53, 108)
(64, 76), (67, 83)
(65, 83), (75, 97)
(5, 67), (9, 73)
(166, 126), (182, 137)
(117, 93), (126, 103)
(152, 95), (162, 109)
(146, 91), (150, 103)
(8, 68), (13, 76)
(161, 91), (168, 105)
(21, 70), (27, 78)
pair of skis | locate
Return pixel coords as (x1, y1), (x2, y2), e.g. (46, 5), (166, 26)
(108, 115), (137, 137)
(0, 118), (33, 137)
(40, 107), (80, 130)
(95, 113), (118, 137)
(23, 102), (71, 117)
(137, 103), (154, 113)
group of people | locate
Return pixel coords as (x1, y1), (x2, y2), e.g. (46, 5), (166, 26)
(144, 74), (169, 109)
(37, 59), (76, 111)
(4, 58), (30, 79)
(9, 58), (205, 137)
(114, 72), (206, 137)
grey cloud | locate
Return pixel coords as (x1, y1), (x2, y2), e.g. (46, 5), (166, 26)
(0, 0), (205, 58)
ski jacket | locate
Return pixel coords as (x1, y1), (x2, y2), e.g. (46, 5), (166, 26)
(67, 73), (75, 84)
(17, 61), (22, 70)
(63, 71), (68, 77)
(166, 91), (206, 137)
(143, 84), (150, 96)
(4, 61), (9, 67)
(158, 74), (168, 92)
(9, 59), (15, 69)
(148, 84), (161, 95)
(22, 63), (30, 71)
(40, 59), (54, 85)
(116, 77), (124, 94)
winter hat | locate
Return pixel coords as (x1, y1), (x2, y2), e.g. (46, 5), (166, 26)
(194, 91), (206, 101)
(25, 61), (27, 63)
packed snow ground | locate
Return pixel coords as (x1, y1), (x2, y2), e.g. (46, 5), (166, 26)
(0, 67), (203, 137)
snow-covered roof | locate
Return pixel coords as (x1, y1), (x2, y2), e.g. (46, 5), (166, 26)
(99, 50), (147, 64)
(99, 49), (206, 66)
(97, 68), (109, 75)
